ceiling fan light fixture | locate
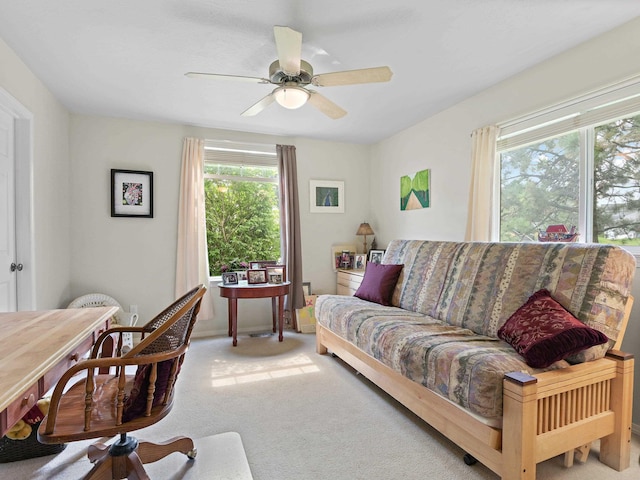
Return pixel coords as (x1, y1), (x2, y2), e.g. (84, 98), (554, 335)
(273, 85), (309, 109)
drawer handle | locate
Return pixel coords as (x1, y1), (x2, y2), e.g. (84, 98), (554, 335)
(21, 393), (35, 408)
(70, 352), (80, 362)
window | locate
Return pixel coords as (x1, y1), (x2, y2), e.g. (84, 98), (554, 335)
(204, 141), (280, 276)
(496, 79), (640, 253)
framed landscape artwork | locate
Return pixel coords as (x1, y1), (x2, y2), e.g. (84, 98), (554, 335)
(400, 168), (430, 211)
(111, 169), (154, 218)
(310, 180), (344, 213)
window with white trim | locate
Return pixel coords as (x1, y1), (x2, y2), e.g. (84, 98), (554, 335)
(496, 77), (640, 254)
(204, 141), (280, 276)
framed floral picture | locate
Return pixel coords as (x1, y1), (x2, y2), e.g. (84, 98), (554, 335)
(111, 169), (154, 218)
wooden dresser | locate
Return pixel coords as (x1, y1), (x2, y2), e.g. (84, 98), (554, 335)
(336, 269), (365, 296)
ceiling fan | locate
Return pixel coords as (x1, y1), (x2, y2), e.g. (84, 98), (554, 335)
(185, 26), (393, 119)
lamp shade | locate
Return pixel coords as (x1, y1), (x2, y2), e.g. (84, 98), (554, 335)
(356, 222), (374, 236)
(273, 85), (309, 109)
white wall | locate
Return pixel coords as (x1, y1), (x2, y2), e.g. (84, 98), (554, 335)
(0, 37), (71, 309)
(370, 17), (640, 426)
(68, 116), (370, 337)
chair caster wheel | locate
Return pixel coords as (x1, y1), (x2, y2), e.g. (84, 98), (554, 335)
(463, 453), (477, 466)
(187, 448), (197, 459)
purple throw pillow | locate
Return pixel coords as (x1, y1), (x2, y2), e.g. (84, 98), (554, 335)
(497, 289), (608, 368)
(122, 359), (176, 422)
(354, 262), (403, 306)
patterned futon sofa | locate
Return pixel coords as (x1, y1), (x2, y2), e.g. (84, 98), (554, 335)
(315, 240), (636, 479)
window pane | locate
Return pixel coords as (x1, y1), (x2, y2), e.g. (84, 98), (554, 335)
(500, 132), (580, 242)
(593, 115), (640, 245)
(204, 163), (278, 179)
(205, 178), (280, 276)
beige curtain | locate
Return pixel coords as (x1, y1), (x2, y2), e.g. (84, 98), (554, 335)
(277, 145), (304, 328)
(465, 125), (499, 242)
(176, 137), (213, 317)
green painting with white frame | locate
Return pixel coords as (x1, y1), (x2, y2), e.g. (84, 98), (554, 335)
(401, 169), (430, 210)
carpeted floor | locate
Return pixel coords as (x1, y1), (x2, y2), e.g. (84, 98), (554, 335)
(1, 331), (639, 479)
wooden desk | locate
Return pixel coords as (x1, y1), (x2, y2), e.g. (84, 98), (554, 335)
(218, 281), (290, 346)
(0, 307), (116, 437)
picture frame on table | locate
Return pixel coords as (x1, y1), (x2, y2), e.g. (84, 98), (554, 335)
(310, 180), (344, 213)
(369, 249), (385, 265)
(339, 250), (353, 269)
(330, 244), (357, 272)
(266, 265), (285, 284)
(247, 269), (268, 284)
(111, 169), (153, 218)
(222, 272), (239, 285)
(354, 254), (367, 270)
(250, 260), (278, 270)
(302, 282), (312, 296)
(235, 271), (248, 281)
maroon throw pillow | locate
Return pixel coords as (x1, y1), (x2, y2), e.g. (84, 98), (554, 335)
(354, 262), (403, 306)
(497, 289), (608, 368)
(122, 359), (176, 422)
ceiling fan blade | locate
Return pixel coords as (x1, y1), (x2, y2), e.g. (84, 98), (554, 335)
(311, 66), (393, 87)
(241, 93), (275, 116)
(185, 72), (270, 84)
(307, 91), (347, 119)
(274, 26), (302, 76)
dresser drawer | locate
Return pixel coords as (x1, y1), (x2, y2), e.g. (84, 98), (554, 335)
(336, 269), (365, 296)
(42, 329), (100, 393)
(3, 383), (39, 432)
(337, 284), (356, 296)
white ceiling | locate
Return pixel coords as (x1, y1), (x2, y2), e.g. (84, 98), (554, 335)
(1, 1), (640, 144)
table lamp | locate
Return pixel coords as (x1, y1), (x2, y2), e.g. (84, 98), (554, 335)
(356, 222), (375, 254)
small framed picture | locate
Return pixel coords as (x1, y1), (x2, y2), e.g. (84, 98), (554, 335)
(330, 244), (357, 272)
(250, 260), (278, 269)
(354, 254), (367, 270)
(247, 269), (268, 284)
(266, 265), (285, 283)
(111, 169), (153, 218)
(222, 272), (239, 285)
(369, 249), (385, 265)
(235, 271), (248, 281)
(302, 282), (312, 296)
(269, 273), (283, 284)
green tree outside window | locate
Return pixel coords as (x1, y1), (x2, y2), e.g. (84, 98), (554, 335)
(205, 164), (281, 276)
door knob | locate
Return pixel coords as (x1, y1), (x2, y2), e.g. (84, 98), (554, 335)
(10, 263), (23, 272)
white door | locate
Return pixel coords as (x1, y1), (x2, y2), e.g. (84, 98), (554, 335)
(0, 107), (16, 311)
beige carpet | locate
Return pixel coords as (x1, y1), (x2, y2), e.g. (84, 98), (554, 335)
(1, 331), (639, 479)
